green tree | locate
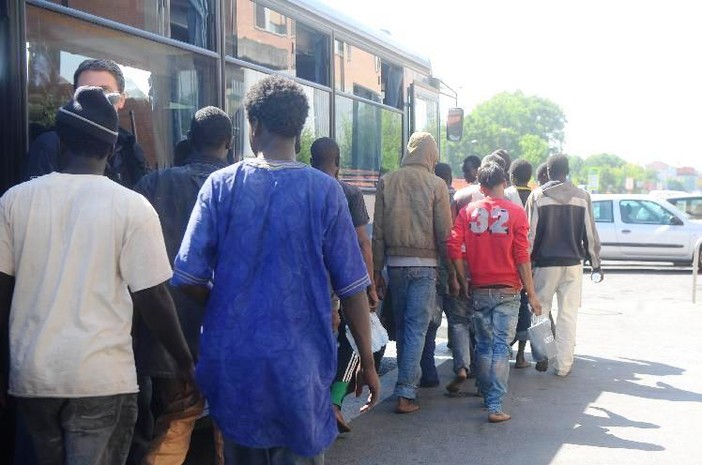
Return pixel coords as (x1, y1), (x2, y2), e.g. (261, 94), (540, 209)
(569, 152), (651, 193)
(519, 134), (549, 167)
(445, 91), (566, 175)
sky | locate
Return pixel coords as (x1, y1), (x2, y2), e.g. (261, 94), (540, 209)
(321, 0), (702, 170)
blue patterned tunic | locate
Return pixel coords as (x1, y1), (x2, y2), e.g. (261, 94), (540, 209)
(172, 158), (370, 456)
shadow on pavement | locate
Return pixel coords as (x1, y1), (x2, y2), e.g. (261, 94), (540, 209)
(326, 352), (700, 465)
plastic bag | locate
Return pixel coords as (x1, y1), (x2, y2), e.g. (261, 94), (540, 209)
(346, 312), (390, 354)
(527, 315), (557, 360)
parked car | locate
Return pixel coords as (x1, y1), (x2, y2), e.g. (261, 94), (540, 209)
(591, 194), (702, 266)
(665, 195), (702, 220)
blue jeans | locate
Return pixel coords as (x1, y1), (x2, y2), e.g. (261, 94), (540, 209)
(420, 294), (444, 386)
(222, 438), (323, 464)
(18, 393), (138, 465)
(388, 266), (437, 399)
(444, 294), (474, 375)
(472, 289), (520, 414)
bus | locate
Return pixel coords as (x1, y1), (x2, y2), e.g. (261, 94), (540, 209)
(1, 0), (456, 211)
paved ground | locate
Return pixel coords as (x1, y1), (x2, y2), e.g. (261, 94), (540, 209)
(327, 265), (702, 465)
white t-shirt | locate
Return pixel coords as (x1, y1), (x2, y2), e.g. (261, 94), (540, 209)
(0, 173), (172, 398)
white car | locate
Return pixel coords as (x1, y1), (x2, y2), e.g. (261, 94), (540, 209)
(591, 194), (702, 266)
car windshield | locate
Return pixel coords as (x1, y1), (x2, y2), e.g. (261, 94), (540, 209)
(666, 201), (691, 219)
(668, 196), (702, 219)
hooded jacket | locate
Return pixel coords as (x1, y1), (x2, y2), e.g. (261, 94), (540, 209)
(372, 132), (452, 271)
(525, 179), (601, 268)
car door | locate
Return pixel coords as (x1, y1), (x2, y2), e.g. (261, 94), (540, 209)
(592, 199), (622, 259)
(616, 199), (690, 259)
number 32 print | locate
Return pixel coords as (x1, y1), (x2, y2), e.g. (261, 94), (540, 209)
(469, 207), (510, 235)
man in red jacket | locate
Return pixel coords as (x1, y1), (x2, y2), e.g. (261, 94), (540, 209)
(448, 162), (542, 423)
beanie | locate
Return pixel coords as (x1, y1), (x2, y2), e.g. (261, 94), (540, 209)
(56, 86), (119, 145)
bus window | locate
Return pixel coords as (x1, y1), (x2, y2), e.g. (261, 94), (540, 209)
(26, 5), (218, 169)
(225, 63), (331, 162)
(45, 0), (216, 49)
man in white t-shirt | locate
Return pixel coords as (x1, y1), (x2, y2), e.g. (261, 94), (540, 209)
(0, 87), (193, 465)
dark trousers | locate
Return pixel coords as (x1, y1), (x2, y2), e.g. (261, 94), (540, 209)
(127, 375), (153, 465)
(515, 290), (532, 342)
(222, 438), (323, 465)
(18, 393), (138, 465)
(331, 321), (360, 406)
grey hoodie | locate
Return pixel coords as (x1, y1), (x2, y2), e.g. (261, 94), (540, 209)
(525, 180), (601, 268)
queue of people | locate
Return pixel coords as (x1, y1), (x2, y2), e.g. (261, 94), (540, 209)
(0, 59), (603, 465)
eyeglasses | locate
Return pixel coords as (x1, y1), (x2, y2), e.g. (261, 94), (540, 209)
(104, 91), (123, 105)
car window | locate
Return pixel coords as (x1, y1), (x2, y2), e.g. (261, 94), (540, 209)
(593, 201), (613, 223)
(620, 200), (676, 225)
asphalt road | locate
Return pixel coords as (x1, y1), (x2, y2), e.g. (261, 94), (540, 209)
(327, 265), (702, 465)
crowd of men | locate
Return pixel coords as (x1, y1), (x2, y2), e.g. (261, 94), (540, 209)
(0, 58), (602, 465)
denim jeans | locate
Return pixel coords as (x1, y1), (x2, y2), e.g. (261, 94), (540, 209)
(222, 439), (323, 465)
(419, 294), (444, 386)
(18, 393), (138, 465)
(444, 294), (474, 375)
(388, 266), (437, 399)
(472, 289), (520, 414)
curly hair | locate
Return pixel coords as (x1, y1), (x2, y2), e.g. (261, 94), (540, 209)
(509, 159), (533, 186)
(245, 76), (309, 138)
(189, 106), (232, 150)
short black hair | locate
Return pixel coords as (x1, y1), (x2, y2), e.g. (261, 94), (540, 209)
(434, 162), (453, 185)
(310, 137), (340, 169)
(73, 59), (125, 93)
(462, 155), (480, 173)
(510, 159), (533, 186)
(189, 106), (232, 151)
(490, 149), (511, 171)
(481, 153), (507, 170)
(547, 154), (569, 179)
(477, 162), (507, 189)
(245, 75), (309, 138)
(56, 123), (113, 160)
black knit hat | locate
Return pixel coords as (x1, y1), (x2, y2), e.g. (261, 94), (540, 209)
(56, 86), (119, 145)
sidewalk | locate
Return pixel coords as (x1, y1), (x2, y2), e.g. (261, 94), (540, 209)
(327, 270), (702, 465)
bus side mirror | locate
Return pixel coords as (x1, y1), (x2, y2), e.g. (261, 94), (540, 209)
(446, 107), (464, 142)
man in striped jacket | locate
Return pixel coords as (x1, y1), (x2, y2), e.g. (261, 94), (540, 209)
(525, 154), (602, 377)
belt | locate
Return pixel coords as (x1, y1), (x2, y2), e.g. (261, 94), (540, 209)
(471, 286), (520, 295)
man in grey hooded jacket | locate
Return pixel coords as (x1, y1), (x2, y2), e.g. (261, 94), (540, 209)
(525, 154), (602, 377)
(372, 132), (452, 413)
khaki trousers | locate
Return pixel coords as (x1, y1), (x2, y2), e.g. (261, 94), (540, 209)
(143, 379), (207, 465)
(533, 265), (582, 374)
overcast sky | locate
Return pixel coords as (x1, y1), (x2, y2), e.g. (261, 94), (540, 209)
(321, 0), (702, 170)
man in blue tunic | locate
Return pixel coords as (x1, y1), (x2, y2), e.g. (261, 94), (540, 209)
(172, 76), (380, 464)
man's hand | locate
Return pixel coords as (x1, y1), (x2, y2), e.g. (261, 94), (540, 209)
(367, 285), (379, 311)
(448, 274), (460, 297)
(461, 279), (472, 300)
(528, 294), (543, 316)
(373, 272), (386, 300)
(331, 308), (341, 332)
(177, 363), (197, 388)
(356, 365), (381, 413)
(591, 267), (604, 283)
